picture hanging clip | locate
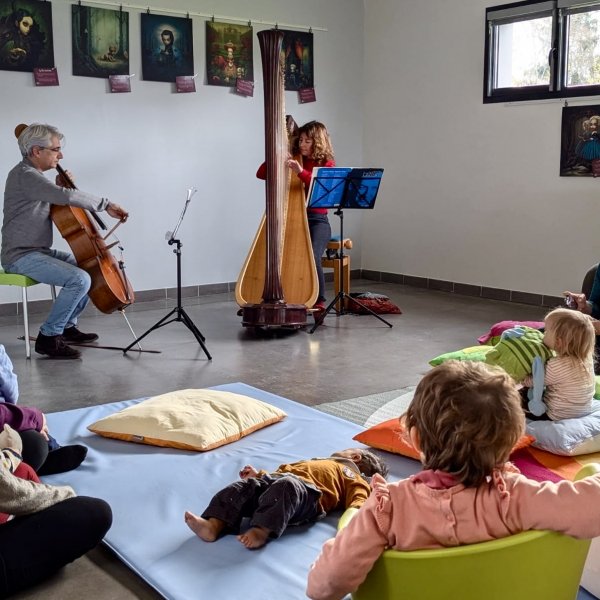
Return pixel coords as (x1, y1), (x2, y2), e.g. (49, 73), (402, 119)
(564, 99), (569, 107)
(275, 22), (278, 30)
(211, 15), (215, 22)
(248, 20), (251, 27)
(147, 7), (150, 15)
(309, 26), (313, 33)
(186, 12), (189, 19)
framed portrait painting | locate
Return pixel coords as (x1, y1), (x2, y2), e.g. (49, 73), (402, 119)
(560, 104), (600, 177)
(141, 13), (193, 83)
(281, 29), (313, 91)
(72, 4), (129, 78)
(206, 21), (253, 87)
(0, 0), (54, 72)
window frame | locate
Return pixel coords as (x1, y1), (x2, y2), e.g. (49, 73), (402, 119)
(484, 0), (600, 103)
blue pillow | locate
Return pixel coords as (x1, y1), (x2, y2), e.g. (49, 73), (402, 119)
(0, 345), (18, 404)
(526, 402), (600, 456)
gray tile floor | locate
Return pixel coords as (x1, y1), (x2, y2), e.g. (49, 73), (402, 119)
(1, 280), (546, 599)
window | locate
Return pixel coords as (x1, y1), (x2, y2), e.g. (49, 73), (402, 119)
(484, 0), (600, 102)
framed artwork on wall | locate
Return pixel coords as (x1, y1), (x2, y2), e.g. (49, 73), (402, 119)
(560, 104), (600, 177)
(206, 21), (253, 87)
(0, 0), (54, 72)
(141, 13), (193, 83)
(72, 4), (129, 79)
(281, 29), (313, 91)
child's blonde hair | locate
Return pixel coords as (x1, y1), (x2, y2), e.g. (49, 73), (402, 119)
(292, 121), (334, 164)
(544, 308), (595, 362)
(405, 361), (524, 487)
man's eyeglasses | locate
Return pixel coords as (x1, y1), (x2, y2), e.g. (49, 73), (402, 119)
(40, 146), (62, 153)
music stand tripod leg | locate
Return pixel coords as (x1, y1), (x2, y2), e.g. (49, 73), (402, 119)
(179, 308), (212, 359)
(122, 307), (179, 353)
(308, 292), (343, 333)
(344, 294), (393, 327)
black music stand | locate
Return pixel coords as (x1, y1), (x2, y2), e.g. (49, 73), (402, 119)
(123, 189), (212, 359)
(307, 168), (392, 334)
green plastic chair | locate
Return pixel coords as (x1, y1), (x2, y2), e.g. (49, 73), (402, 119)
(338, 464), (599, 600)
(0, 269), (56, 359)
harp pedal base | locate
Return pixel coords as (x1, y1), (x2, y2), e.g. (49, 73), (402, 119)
(241, 303), (308, 330)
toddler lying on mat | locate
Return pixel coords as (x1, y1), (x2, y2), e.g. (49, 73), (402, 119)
(184, 448), (388, 549)
(307, 360), (600, 600)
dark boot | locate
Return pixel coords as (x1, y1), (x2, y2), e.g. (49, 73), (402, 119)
(62, 326), (99, 343)
(35, 332), (81, 359)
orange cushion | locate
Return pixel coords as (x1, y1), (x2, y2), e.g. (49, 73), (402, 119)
(353, 417), (535, 460)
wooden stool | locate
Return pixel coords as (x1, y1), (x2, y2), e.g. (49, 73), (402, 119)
(321, 238), (352, 311)
(0, 270), (56, 359)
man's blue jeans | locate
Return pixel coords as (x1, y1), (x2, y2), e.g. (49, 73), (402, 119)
(4, 250), (91, 336)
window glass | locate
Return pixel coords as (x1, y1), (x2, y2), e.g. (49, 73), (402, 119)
(496, 16), (553, 87)
(566, 9), (600, 86)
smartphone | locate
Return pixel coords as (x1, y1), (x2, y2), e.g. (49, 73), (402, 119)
(564, 295), (576, 309)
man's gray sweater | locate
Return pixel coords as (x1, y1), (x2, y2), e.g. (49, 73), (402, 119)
(1, 159), (109, 266)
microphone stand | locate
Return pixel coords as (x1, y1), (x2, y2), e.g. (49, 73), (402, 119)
(123, 189), (212, 359)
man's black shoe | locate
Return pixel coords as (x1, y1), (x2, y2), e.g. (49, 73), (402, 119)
(62, 326), (99, 343)
(35, 333), (81, 359)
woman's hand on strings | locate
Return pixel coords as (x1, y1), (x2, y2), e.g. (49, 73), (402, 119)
(286, 157), (302, 174)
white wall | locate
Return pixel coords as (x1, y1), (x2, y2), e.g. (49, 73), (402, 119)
(362, 0), (600, 297)
(0, 0), (365, 305)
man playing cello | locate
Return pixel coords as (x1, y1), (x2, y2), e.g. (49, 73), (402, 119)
(1, 123), (128, 359)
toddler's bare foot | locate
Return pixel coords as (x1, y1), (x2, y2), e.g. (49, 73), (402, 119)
(184, 511), (222, 542)
(237, 526), (270, 549)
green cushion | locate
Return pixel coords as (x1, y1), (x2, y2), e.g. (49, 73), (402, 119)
(485, 327), (554, 381)
(429, 345), (493, 367)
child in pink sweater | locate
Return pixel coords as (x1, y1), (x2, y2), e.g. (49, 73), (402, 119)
(306, 360), (600, 600)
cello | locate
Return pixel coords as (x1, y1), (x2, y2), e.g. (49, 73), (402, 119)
(235, 30), (318, 328)
(14, 123), (134, 314)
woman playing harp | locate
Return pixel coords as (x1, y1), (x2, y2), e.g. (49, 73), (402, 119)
(276, 120), (335, 314)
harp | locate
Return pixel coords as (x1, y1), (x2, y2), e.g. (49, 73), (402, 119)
(235, 30), (318, 328)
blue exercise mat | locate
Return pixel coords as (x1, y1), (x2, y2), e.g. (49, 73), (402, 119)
(43, 383), (420, 600)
